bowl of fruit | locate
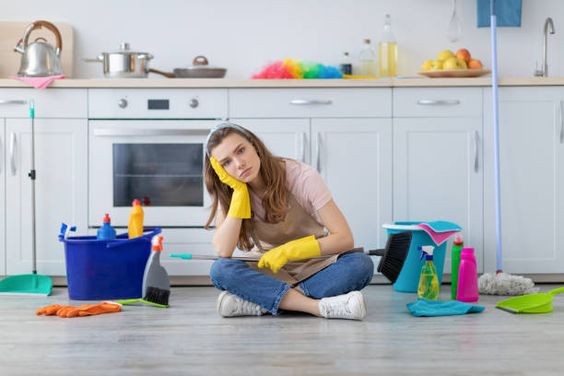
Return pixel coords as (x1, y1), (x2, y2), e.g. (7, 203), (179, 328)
(419, 48), (490, 78)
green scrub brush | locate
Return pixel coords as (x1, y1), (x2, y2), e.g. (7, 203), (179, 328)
(117, 235), (170, 308)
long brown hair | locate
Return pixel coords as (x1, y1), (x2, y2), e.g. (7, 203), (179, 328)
(204, 124), (288, 251)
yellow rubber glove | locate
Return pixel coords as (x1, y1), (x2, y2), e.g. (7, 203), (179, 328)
(258, 235), (321, 273)
(210, 156), (251, 219)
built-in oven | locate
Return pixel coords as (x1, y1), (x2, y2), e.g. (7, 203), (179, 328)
(88, 89), (228, 229)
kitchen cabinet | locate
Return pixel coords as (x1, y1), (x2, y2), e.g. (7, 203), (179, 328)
(483, 87), (564, 274)
(230, 88), (393, 251)
(0, 89), (87, 276)
(393, 88), (484, 273)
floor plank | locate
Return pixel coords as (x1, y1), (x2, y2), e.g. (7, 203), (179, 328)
(1, 285), (563, 375)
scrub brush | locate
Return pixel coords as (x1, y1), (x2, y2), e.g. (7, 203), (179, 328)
(117, 235), (170, 308)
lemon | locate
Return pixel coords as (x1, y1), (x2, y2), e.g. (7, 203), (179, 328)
(436, 49), (455, 62)
(431, 59), (443, 70)
(420, 59), (433, 71)
(457, 58), (468, 69)
(443, 57), (459, 70)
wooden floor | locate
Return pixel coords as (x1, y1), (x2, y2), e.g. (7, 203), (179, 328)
(1, 284), (564, 376)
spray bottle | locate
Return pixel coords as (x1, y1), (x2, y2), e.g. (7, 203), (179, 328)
(450, 234), (464, 300)
(128, 198), (144, 239)
(417, 245), (440, 300)
(97, 213), (117, 240)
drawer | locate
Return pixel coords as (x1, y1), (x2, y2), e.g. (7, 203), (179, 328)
(393, 88), (482, 117)
(88, 89), (228, 119)
(0, 89), (87, 118)
(229, 88), (391, 118)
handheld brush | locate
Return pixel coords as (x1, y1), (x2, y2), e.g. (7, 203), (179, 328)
(170, 232), (412, 284)
(118, 235), (170, 308)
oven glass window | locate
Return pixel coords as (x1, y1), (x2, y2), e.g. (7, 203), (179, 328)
(113, 143), (203, 207)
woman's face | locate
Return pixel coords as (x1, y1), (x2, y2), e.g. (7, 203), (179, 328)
(211, 132), (261, 183)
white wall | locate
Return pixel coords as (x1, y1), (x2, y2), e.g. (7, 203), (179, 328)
(3, 0), (562, 78)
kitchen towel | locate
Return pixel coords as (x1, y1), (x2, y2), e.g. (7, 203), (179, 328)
(407, 299), (485, 317)
(13, 74), (64, 89)
(416, 221), (461, 246)
(477, 0), (522, 27)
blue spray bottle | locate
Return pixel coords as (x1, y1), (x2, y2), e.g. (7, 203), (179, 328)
(417, 245), (440, 300)
(97, 213), (117, 240)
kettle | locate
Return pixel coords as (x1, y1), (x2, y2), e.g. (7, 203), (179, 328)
(14, 20), (63, 77)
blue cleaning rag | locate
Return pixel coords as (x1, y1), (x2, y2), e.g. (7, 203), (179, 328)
(407, 299), (485, 317)
(477, 0), (522, 27)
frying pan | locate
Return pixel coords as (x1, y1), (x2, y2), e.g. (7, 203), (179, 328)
(496, 287), (564, 314)
(149, 55), (226, 78)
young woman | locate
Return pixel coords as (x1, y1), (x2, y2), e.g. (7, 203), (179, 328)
(205, 123), (374, 320)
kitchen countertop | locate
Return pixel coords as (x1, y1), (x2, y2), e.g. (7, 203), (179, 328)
(1, 77), (564, 88)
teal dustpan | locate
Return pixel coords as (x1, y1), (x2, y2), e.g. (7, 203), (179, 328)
(0, 274), (52, 296)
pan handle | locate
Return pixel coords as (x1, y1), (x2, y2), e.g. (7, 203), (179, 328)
(148, 68), (175, 78)
(549, 287), (564, 296)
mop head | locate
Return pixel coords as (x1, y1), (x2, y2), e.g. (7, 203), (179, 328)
(478, 272), (539, 296)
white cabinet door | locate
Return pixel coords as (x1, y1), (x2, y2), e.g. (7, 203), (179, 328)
(230, 118), (310, 164)
(0, 120), (5, 275)
(393, 117), (483, 272)
(6, 119), (87, 275)
(484, 87), (564, 273)
(312, 119), (393, 250)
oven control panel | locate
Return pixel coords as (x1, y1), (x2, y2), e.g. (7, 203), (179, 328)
(88, 89), (228, 119)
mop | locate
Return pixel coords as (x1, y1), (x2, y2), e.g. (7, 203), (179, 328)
(477, 0), (536, 296)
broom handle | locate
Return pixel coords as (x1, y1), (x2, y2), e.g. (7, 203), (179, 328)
(29, 100), (38, 275)
(169, 247), (382, 262)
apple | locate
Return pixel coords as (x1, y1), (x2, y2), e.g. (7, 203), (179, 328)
(468, 59), (483, 70)
(437, 49), (455, 62)
(455, 48), (471, 63)
(443, 57), (459, 70)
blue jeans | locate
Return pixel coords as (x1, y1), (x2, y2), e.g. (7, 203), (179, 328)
(209, 252), (374, 315)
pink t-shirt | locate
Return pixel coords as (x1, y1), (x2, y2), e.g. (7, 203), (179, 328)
(250, 159), (332, 224)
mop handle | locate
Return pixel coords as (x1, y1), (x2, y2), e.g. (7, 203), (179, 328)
(491, 0), (503, 273)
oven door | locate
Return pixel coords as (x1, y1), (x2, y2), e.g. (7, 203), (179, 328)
(89, 120), (214, 227)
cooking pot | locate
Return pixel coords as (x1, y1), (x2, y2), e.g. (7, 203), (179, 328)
(149, 56), (227, 78)
(14, 20), (63, 77)
(85, 42), (153, 78)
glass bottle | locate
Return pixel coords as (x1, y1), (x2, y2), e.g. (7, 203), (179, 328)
(378, 14), (398, 77)
(340, 52), (353, 75)
(358, 38), (376, 77)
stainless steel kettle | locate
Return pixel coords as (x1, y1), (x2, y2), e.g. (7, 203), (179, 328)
(14, 20), (63, 77)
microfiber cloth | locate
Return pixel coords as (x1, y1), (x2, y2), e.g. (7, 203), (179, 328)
(13, 75), (64, 89)
(417, 221), (461, 246)
(477, 0), (522, 27)
(407, 299), (485, 317)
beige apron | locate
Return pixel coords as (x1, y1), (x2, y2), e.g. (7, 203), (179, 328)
(247, 193), (339, 286)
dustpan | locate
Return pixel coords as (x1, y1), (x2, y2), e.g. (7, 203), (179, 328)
(0, 100), (52, 296)
(496, 287), (564, 314)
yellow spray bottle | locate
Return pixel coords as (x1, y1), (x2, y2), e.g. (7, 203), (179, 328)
(417, 246), (440, 300)
(128, 198), (144, 239)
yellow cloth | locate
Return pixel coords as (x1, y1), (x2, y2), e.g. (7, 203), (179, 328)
(258, 235), (321, 273)
(36, 301), (122, 318)
(210, 156), (251, 219)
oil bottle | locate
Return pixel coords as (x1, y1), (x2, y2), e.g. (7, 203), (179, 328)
(378, 14), (398, 77)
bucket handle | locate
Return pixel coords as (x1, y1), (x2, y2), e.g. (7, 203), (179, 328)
(106, 228), (162, 249)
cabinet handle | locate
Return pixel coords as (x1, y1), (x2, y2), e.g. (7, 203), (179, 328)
(0, 134), (3, 175)
(289, 99), (333, 106)
(474, 130), (480, 173)
(315, 132), (322, 172)
(0, 99), (27, 105)
(301, 132), (307, 163)
(93, 128), (210, 137)
(559, 100), (564, 144)
(9, 132), (16, 176)
(416, 99), (460, 106)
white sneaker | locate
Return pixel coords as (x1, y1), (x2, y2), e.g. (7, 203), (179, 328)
(217, 291), (267, 317)
(319, 291), (367, 320)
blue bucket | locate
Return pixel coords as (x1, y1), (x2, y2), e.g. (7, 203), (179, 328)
(60, 228), (161, 300)
(384, 222), (458, 293)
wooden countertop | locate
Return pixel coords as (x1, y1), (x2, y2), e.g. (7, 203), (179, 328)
(1, 77), (564, 88)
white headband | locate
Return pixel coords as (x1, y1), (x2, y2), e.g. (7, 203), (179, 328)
(205, 122), (251, 157)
